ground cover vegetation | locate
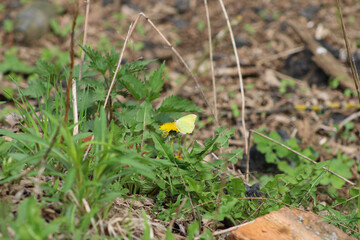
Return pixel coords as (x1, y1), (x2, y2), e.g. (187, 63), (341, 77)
(0, 0), (359, 239)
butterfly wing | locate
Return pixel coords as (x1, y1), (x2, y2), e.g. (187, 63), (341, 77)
(175, 114), (197, 134)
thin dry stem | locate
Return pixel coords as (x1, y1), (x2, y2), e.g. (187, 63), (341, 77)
(66, 190), (83, 212)
(338, 111), (360, 130)
(72, 78), (79, 135)
(155, 17), (242, 110)
(34, 165), (45, 199)
(204, 0), (218, 124)
(217, 0), (249, 180)
(246, 128), (252, 183)
(82, 198), (98, 234)
(74, 0), (91, 135)
(104, 19), (139, 108)
(168, 199), (187, 230)
(138, 12), (216, 120)
(335, 0), (360, 103)
(64, 0), (80, 124)
(250, 129), (357, 187)
(78, 0), (91, 82)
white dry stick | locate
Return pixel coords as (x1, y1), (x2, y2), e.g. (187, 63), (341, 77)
(82, 198), (98, 233)
(78, 0), (91, 82)
(104, 17), (141, 108)
(218, 0), (249, 180)
(204, 0), (218, 124)
(72, 78), (79, 135)
(79, 0), (90, 81)
(83, 18), (139, 161)
(139, 12), (216, 120)
(74, 0), (91, 136)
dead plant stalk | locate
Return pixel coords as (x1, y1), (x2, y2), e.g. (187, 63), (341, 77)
(217, 0), (249, 180)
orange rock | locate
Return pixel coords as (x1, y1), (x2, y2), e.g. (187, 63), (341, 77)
(228, 207), (356, 240)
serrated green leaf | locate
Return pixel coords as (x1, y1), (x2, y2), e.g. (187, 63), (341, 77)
(91, 87), (106, 102)
(123, 59), (155, 74)
(146, 62), (165, 101)
(158, 96), (201, 113)
(22, 78), (50, 98)
(35, 60), (58, 79)
(105, 46), (120, 72)
(78, 44), (108, 75)
(119, 74), (145, 100)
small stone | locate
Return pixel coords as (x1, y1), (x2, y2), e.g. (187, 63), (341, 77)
(300, 5), (320, 20)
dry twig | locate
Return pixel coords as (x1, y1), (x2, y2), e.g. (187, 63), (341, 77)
(74, 0), (91, 136)
(217, 0), (249, 180)
(335, 0), (360, 103)
(204, 0), (218, 124)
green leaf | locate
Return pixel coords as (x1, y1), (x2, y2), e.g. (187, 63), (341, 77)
(227, 149), (244, 164)
(165, 228), (176, 240)
(22, 78), (50, 98)
(158, 96), (201, 113)
(265, 152), (277, 163)
(35, 60), (58, 79)
(185, 176), (202, 194)
(186, 221), (199, 240)
(14, 196), (60, 239)
(142, 211), (152, 240)
(119, 73), (145, 101)
(313, 160), (330, 169)
(105, 46), (120, 72)
(147, 62), (165, 101)
(227, 178), (245, 195)
(62, 167), (76, 192)
(91, 87), (106, 102)
(78, 44), (108, 75)
(122, 59), (155, 75)
(269, 131), (281, 141)
(192, 127), (225, 157)
(151, 132), (175, 162)
(0, 48), (35, 74)
(136, 101), (154, 126)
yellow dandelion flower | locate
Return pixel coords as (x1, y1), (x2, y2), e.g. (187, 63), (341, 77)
(175, 153), (183, 160)
(159, 122), (178, 136)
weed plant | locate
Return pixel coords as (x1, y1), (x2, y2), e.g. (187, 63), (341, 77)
(0, 44), (358, 238)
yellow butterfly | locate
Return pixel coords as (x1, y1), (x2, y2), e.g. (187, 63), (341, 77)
(175, 114), (197, 134)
